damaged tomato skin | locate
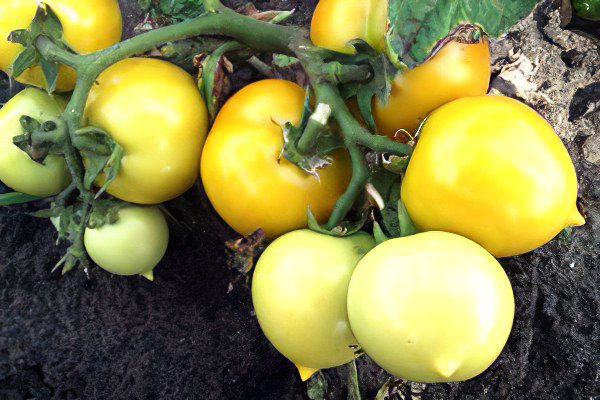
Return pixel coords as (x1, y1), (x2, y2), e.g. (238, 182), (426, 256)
(85, 58), (209, 205)
(373, 37), (491, 137)
(401, 95), (585, 257)
(0, 0), (123, 92)
(84, 206), (169, 280)
(310, 0), (387, 54)
(252, 229), (376, 379)
(0, 88), (70, 197)
(347, 232), (515, 383)
(201, 79), (351, 239)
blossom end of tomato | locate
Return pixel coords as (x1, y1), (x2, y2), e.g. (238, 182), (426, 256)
(296, 364), (319, 381)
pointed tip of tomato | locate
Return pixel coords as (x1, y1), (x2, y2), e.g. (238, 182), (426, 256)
(567, 208), (586, 227)
(295, 364), (319, 381)
(140, 270), (155, 281)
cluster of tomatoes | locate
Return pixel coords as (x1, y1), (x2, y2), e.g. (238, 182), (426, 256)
(0, 0), (584, 385)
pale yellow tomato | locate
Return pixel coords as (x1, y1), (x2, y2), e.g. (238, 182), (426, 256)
(0, 88), (69, 196)
(401, 95), (585, 257)
(84, 206), (169, 280)
(201, 79), (351, 239)
(252, 229), (376, 380)
(0, 0), (123, 91)
(347, 231), (515, 383)
(85, 58), (209, 204)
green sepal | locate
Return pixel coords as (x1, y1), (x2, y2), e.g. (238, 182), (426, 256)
(279, 94), (344, 178)
(197, 41), (242, 123)
(307, 207), (367, 238)
(372, 221), (390, 244)
(74, 126), (124, 198)
(397, 200), (417, 237)
(0, 192), (41, 206)
(7, 3), (74, 93)
(337, 40), (397, 132)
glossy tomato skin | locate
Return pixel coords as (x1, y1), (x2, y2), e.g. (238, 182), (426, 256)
(347, 232), (514, 383)
(310, 0), (387, 54)
(0, 0), (122, 92)
(84, 206), (169, 280)
(0, 88), (69, 196)
(401, 95), (585, 257)
(201, 79), (351, 239)
(85, 58), (208, 204)
(252, 229), (376, 380)
(373, 38), (491, 136)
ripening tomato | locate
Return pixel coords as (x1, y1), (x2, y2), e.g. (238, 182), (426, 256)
(201, 79), (351, 239)
(310, 0), (387, 54)
(252, 229), (376, 380)
(347, 232), (514, 383)
(373, 36), (491, 136)
(0, 0), (123, 92)
(84, 58), (209, 204)
(84, 206), (169, 280)
(401, 95), (585, 257)
(310, 1), (491, 137)
(0, 88), (70, 197)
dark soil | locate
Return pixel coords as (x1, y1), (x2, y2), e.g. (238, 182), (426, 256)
(1, 1), (598, 399)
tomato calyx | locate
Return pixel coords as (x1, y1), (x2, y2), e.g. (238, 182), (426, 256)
(425, 23), (487, 64)
(8, 4), (75, 93)
(13, 115), (68, 162)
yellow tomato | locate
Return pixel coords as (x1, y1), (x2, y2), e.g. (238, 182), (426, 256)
(0, 0), (123, 92)
(310, 0), (387, 54)
(252, 230), (376, 380)
(201, 79), (351, 239)
(0, 88), (69, 196)
(85, 58), (208, 204)
(373, 37), (491, 136)
(347, 232), (515, 383)
(401, 95), (585, 257)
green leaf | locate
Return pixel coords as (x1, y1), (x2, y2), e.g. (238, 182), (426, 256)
(139, 0), (208, 21)
(0, 192), (40, 206)
(574, 0), (600, 20)
(344, 360), (361, 400)
(375, 378), (405, 400)
(387, 0), (539, 62)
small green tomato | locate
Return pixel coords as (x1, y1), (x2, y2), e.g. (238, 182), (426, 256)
(0, 88), (70, 197)
(251, 229), (375, 380)
(84, 206), (169, 280)
(347, 231), (515, 383)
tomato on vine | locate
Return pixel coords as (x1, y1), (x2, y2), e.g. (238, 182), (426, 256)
(0, 0), (123, 92)
(84, 57), (209, 205)
(347, 231), (515, 383)
(84, 206), (169, 280)
(401, 95), (585, 257)
(0, 88), (70, 197)
(201, 79), (351, 239)
(252, 229), (375, 380)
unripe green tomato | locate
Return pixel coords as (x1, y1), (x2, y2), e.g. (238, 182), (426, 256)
(84, 206), (169, 280)
(347, 232), (515, 383)
(0, 88), (70, 197)
(252, 229), (376, 380)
